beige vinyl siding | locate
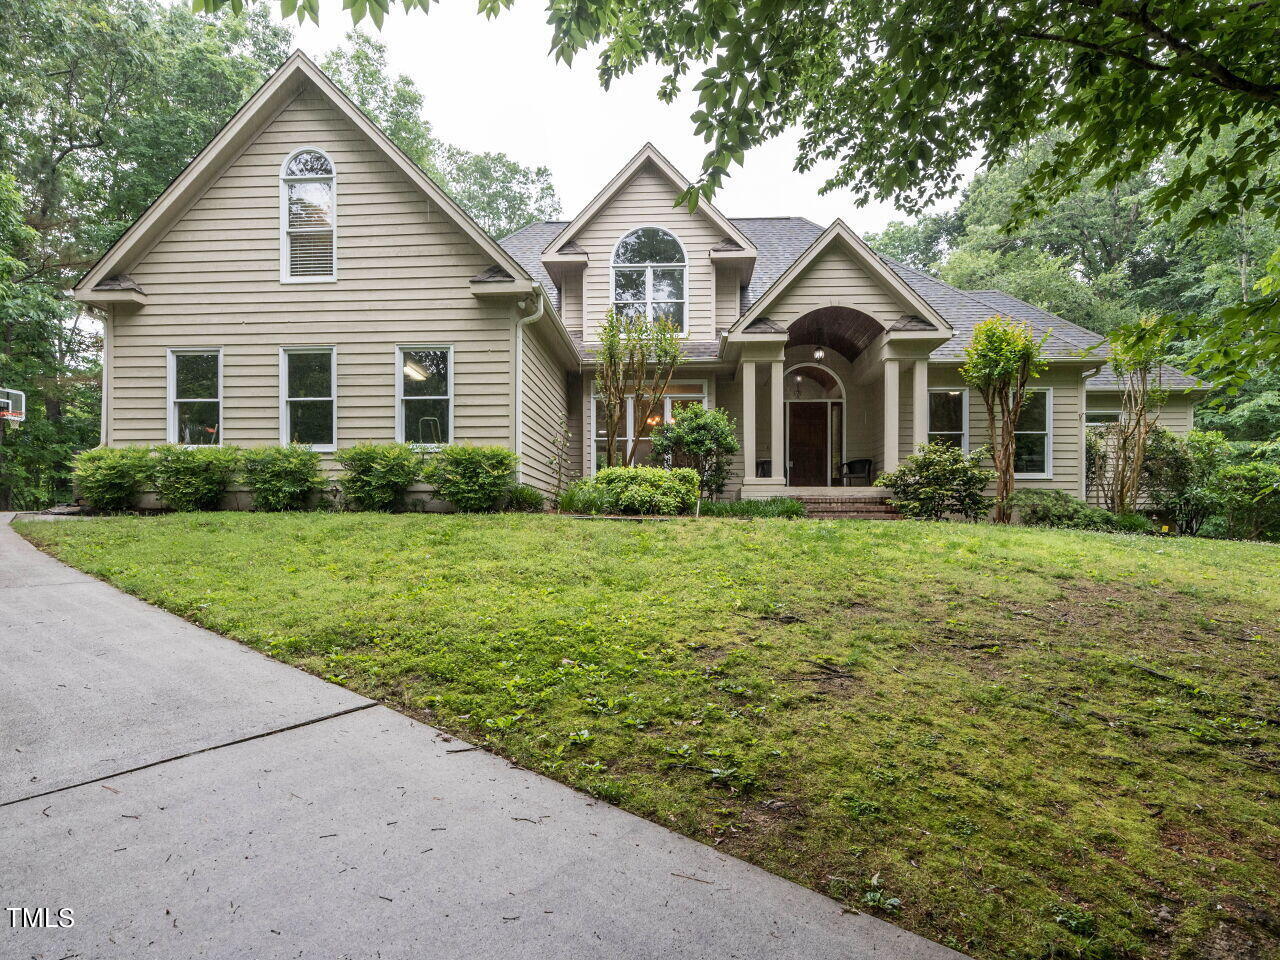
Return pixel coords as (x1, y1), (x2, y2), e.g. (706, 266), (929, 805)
(562, 371), (584, 483)
(560, 273), (583, 336)
(763, 245), (913, 326)
(930, 365), (1085, 493)
(1086, 391), (1198, 436)
(111, 90), (515, 455)
(573, 164), (725, 342)
(518, 319), (571, 495)
(715, 263), (742, 331)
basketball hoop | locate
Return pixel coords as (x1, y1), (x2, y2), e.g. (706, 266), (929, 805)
(0, 387), (26, 426)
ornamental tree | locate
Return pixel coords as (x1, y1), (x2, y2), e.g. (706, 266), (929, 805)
(593, 308), (682, 467)
(649, 403), (740, 499)
(959, 318), (1048, 523)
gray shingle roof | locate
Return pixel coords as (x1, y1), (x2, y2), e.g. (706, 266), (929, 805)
(498, 217), (1198, 388)
(499, 220), (567, 309)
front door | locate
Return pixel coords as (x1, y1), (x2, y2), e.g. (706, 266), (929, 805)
(788, 402), (828, 486)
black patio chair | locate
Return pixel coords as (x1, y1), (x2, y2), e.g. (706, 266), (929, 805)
(839, 458), (875, 486)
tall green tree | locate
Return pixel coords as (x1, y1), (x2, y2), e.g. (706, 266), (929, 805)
(199, 0), (1280, 384)
(0, 0), (291, 507)
(322, 31), (560, 238)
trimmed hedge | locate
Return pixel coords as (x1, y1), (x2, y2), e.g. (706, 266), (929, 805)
(878, 442), (994, 521)
(150, 445), (241, 511)
(335, 443), (425, 511)
(556, 467), (699, 516)
(423, 444), (519, 512)
(72, 447), (151, 513)
(242, 445), (324, 511)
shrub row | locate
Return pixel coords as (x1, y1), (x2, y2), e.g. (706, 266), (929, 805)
(1008, 490), (1153, 533)
(72, 443), (543, 515)
(556, 466), (699, 516)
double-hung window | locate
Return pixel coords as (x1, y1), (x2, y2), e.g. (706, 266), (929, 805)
(1014, 389), (1052, 477)
(592, 382), (706, 470)
(927, 389), (968, 449)
(281, 347), (336, 451)
(281, 148), (336, 282)
(169, 350), (221, 446)
(398, 346), (451, 446)
(612, 227), (686, 333)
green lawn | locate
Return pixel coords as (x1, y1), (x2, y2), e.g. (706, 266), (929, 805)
(18, 513), (1280, 959)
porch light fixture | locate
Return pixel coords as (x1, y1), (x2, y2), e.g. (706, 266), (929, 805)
(812, 347), (825, 361)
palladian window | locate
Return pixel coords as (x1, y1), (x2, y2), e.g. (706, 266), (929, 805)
(612, 227), (686, 332)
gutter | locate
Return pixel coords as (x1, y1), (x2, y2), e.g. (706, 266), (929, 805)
(512, 284), (546, 480)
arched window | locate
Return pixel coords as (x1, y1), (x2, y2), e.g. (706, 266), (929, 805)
(612, 227), (686, 332)
(281, 148), (336, 282)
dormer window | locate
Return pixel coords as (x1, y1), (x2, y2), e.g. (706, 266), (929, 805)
(281, 148), (336, 282)
(612, 227), (686, 332)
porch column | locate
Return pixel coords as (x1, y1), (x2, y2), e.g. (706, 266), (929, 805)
(912, 359), (929, 451)
(742, 361), (757, 478)
(770, 359), (785, 481)
(883, 359), (900, 473)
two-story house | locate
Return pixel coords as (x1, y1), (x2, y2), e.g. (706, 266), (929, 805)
(74, 52), (1205, 507)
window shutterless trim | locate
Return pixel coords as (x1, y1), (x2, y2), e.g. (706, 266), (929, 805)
(166, 348), (223, 447)
(611, 225), (688, 335)
(280, 147), (337, 284)
(927, 386), (969, 451)
(279, 346), (337, 452)
(1014, 387), (1053, 479)
(395, 344), (453, 447)
(588, 379), (707, 474)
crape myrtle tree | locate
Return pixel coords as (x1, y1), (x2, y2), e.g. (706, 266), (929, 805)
(194, 0), (1280, 382)
(593, 309), (682, 468)
(960, 317), (1047, 524)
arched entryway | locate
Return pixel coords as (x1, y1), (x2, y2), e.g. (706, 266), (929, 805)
(785, 363), (845, 486)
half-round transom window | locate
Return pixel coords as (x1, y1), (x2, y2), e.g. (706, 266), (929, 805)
(787, 365), (842, 400)
(281, 148), (336, 281)
(612, 227), (686, 332)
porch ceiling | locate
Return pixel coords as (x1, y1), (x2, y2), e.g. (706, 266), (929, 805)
(785, 306), (883, 361)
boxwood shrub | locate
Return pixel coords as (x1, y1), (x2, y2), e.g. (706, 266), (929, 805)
(72, 447), (152, 513)
(242, 445), (324, 511)
(336, 443), (425, 511)
(878, 442), (994, 521)
(150, 445), (241, 511)
(592, 466), (699, 515)
(423, 444), (519, 512)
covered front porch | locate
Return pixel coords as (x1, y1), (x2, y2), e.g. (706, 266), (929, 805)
(725, 306), (940, 498)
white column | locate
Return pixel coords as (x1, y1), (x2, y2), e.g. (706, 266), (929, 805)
(742, 361), (757, 479)
(912, 359), (929, 452)
(883, 359), (900, 473)
(770, 359), (785, 482)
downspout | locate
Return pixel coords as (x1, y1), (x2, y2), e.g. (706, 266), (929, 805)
(512, 283), (546, 482)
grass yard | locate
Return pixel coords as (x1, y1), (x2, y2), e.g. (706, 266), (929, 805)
(18, 513), (1280, 960)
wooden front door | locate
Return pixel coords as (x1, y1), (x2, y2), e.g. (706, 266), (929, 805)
(788, 402), (828, 486)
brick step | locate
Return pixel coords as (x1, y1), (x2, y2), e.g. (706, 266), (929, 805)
(792, 495), (902, 520)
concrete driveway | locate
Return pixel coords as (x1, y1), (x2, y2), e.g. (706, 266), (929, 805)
(1, 514), (963, 960)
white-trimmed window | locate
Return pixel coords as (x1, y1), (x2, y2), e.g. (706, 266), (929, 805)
(280, 347), (336, 451)
(1014, 388), (1052, 477)
(397, 346), (451, 446)
(927, 388), (968, 450)
(281, 148), (336, 282)
(1085, 408), (1122, 427)
(168, 349), (221, 446)
(612, 227), (686, 333)
(591, 381), (706, 471)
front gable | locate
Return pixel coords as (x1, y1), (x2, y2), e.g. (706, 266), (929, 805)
(75, 51), (534, 305)
(546, 145), (756, 343)
(727, 221), (950, 340)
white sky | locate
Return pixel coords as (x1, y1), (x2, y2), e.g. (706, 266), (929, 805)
(283, 1), (968, 235)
